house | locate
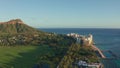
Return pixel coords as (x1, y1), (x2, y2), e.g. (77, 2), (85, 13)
(80, 34), (93, 46)
(77, 60), (102, 68)
(67, 33), (93, 46)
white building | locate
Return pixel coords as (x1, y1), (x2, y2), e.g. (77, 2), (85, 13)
(67, 33), (93, 46)
(77, 60), (102, 68)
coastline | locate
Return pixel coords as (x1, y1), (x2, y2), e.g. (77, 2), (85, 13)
(41, 28), (120, 68)
(91, 45), (105, 68)
(91, 45), (106, 58)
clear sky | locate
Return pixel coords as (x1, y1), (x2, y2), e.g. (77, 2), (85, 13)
(0, 0), (120, 28)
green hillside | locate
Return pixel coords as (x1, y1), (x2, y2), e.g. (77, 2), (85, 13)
(0, 19), (41, 34)
(0, 19), (76, 68)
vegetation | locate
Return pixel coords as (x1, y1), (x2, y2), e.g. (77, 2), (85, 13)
(0, 19), (99, 68)
(0, 33), (75, 68)
(0, 19), (40, 34)
(0, 43), (76, 68)
(58, 44), (99, 68)
(0, 19), (75, 46)
(0, 46), (48, 68)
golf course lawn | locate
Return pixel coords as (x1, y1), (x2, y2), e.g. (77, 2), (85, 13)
(0, 45), (53, 68)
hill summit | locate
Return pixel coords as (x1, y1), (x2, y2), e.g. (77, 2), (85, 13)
(0, 19), (24, 24)
(0, 19), (40, 34)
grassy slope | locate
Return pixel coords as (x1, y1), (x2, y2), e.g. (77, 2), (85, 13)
(0, 22), (41, 34)
(0, 45), (53, 68)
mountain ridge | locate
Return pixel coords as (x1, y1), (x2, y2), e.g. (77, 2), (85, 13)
(0, 19), (24, 24)
(0, 19), (41, 34)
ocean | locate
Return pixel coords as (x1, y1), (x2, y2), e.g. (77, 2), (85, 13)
(40, 28), (120, 68)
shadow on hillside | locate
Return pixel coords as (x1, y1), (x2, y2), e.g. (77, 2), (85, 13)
(2, 46), (48, 68)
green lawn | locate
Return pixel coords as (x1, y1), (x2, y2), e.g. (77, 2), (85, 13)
(0, 45), (53, 68)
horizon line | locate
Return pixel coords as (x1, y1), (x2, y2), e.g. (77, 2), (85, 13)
(38, 27), (120, 29)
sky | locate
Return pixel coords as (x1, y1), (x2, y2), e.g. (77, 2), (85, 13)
(0, 0), (120, 28)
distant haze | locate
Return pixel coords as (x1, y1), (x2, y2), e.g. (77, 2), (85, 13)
(0, 0), (120, 28)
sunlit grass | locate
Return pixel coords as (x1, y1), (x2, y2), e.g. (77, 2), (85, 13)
(0, 45), (53, 68)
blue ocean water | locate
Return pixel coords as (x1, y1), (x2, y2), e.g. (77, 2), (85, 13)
(40, 28), (120, 68)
